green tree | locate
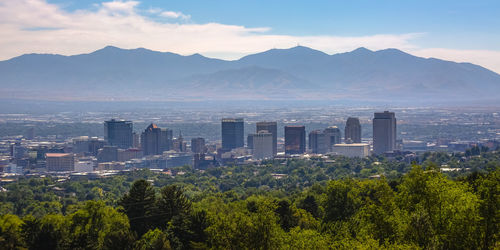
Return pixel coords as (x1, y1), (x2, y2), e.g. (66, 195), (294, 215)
(298, 195), (319, 218)
(353, 179), (401, 245)
(475, 169), (499, 249)
(189, 210), (209, 247)
(274, 200), (295, 231)
(156, 185), (192, 228)
(21, 214), (68, 250)
(323, 180), (361, 223)
(134, 229), (171, 250)
(282, 227), (330, 249)
(205, 197), (284, 249)
(397, 165), (481, 249)
(119, 180), (157, 236)
(68, 201), (133, 249)
(0, 214), (25, 249)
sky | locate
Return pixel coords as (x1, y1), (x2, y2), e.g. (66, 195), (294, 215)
(1, 0), (500, 73)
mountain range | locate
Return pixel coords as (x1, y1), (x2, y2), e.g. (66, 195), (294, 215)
(0, 45), (499, 104)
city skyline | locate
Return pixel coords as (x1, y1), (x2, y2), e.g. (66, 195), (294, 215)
(0, 2), (498, 248)
(2, 107), (499, 175)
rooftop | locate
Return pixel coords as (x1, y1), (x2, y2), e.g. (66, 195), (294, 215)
(46, 153), (72, 157)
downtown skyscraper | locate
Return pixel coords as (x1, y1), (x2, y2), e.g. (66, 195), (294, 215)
(345, 117), (362, 143)
(104, 119), (133, 149)
(373, 111), (397, 155)
(221, 118), (244, 150)
(251, 131), (274, 159)
(309, 130), (327, 154)
(141, 123), (172, 156)
(256, 121), (278, 156)
(324, 126), (341, 151)
(285, 125), (306, 155)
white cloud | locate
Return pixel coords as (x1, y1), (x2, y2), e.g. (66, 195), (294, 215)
(147, 7), (162, 14)
(160, 11), (190, 20)
(101, 0), (139, 15)
(0, 0), (499, 74)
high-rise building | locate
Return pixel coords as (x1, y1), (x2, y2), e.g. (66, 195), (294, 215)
(251, 131), (274, 159)
(221, 118), (244, 150)
(247, 134), (254, 149)
(141, 123), (172, 156)
(104, 119), (133, 149)
(324, 126), (341, 151)
(133, 132), (141, 148)
(309, 130), (327, 154)
(285, 126), (306, 155)
(373, 111), (397, 154)
(172, 132), (186, 152)
(191, 137), (206, 153)
(345, 117), (362, 143)
(256, 122), (278, 155)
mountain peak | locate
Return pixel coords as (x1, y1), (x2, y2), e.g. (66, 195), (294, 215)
(290, 45), (312, 50)
(88, 45), (125, 55)
(377, 48), (408, 55)
(351, 47), (373, 54)
(189, 53), (205, 58)
(238, 45), (329, 63)
(100, 45), (122, 51)
(287, 45), (327, 54)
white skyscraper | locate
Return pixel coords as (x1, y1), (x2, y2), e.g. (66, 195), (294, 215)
(251, 131), (273, 160)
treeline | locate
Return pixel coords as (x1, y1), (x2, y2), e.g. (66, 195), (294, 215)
(0, 165), (498, 249)
(2, 150), (499, 219)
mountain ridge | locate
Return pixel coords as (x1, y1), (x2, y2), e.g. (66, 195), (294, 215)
(0, 46), (499, 103)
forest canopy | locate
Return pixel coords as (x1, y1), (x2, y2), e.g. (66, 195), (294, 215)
(0, 152), (498, 249)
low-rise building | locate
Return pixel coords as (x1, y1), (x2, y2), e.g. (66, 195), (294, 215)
(332, 143), (370, 158)
(46, 153), (74, 171)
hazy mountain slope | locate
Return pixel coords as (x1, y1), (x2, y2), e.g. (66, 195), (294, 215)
(0, 45), (499, 103)
(0, 46), (229, 91)
(174, 66), (316, 100)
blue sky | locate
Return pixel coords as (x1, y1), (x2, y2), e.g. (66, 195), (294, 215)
(46, 0), (500, 50)
(1, 0), (500, 72)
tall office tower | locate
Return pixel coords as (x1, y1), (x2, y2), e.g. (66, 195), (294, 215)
(221, 118), (244, 150)
(309, 130), (327, 154)
(88, 137), (105, 156)
(172, 132), (186, 152)
(345, 117), (362, 143)
(191, 137), (206, 153)
(285, 125), (306, 154)
(104, 119), (133, 149)
(141, 123), (171, 156)
(247, 134), (254, 149)
(252, 131), (274, 160)
(132, 132), (141, 148)
(256, 121), (278, 155)
(324, 126), (341, 151)
(373, 111), (397, 155)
